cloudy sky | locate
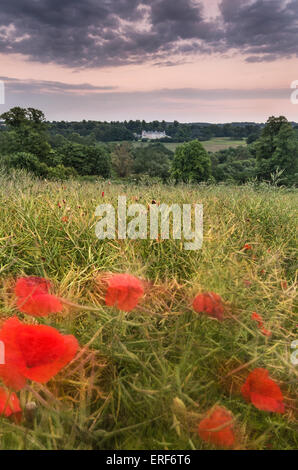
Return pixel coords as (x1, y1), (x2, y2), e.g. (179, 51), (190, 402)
(0, 0), (297, 122)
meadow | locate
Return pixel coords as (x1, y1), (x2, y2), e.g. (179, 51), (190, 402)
(132, 137), (247, 153)
(0, 171), (297, 450)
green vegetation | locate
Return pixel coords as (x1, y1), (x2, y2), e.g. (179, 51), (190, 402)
(171, 140), (211, 183)
(0, 173), (296, 450)
(1, 107), (297, 186)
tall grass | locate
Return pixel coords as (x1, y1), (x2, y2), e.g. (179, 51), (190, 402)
(0, 171), (297, 450)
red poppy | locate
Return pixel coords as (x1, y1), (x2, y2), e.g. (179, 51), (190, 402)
(102, 191), (105, 197)
(198, 406), (235, 448)
(105, 274), (144, 312)
(0, 317), (78, 390)
(243, 244), (252, 251)
(15, 277), (62, 317)
(192, 292), (224, 321)
(241, 368), (284, 413)
(0, 387), (22, 419)
(260, 328), (272, 337)
(251, 312), (263, 328)
(61, 216), (69, 222)
(251, 312), (272, 337)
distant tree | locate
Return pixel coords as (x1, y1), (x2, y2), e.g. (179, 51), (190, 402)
(112, 142), (133, 178)
(256, 116), (298, 184)
(133, 143), (173, 181)
(0, 107), (51, 160)
(171, 140), (211, 183)
(60, 142), (111, 177)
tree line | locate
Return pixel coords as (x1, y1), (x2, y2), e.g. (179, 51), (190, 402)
(47, 118), (265, 143)
(0, 107), (297, 186)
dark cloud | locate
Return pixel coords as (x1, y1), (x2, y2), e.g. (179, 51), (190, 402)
(220, 0), (298, 62)
(0, 0), (297, 67)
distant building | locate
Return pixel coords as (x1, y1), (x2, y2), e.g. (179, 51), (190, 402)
(141, 130), (170, 140)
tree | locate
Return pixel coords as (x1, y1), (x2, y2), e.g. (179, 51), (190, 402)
(0, 107), (51, 161)
(171, 140), (211, 183)
(111, 142), (133, 178)
(256, 116), (298, 184)
(133, 143), (173, 181)
(59, 142), (111, 177)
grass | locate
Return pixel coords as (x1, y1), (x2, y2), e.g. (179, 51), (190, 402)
(0, 171), (297, 450)
(131, 137), (247, 153)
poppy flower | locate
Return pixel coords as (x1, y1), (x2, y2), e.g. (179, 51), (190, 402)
(192, 292), (224, 321)
(260, 328), (272, 337)
(105, 274), (144, 312)
(251, 312), (272, 337)
(198, 406), (235, 448)
(241, 368), (284, 413)
(0, 317), (78, 390)
(15, 277), (62, 317)
(0, 387), (22, 419)
(102, 191), (105, 197)
(243, 244), (252, 251)
(251, 312), (263, 328)
(61, 216), (69, 223)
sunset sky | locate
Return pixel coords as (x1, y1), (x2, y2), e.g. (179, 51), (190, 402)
(0, 0), (297, 122)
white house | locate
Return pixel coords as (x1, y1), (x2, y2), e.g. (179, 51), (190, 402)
(141, 130), (170, 140)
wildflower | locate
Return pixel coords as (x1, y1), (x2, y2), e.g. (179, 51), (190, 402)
(105, 274), (144, 312)
(241, 368), (284, 413)
(260, 328), (272, 337)
(281, 281), (288, 290)
(0, 317), (78, 391)
(0, 387), (22, 420)
(192, 292), (224, 321)
(251, 312), (272, 337)
(102, 191), (105, 197)
(251, 312), (263, 328)
(243, 244), (252, 251)
(61, 216), (69, 223)
(198, 406), (235, 448)
(14, 277), (62, 317)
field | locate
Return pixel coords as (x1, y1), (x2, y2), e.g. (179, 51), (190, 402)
(132, 137), (247, 153)
(0, 172), (297, 450)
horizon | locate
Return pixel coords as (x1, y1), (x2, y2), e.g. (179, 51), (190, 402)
(0, 0), (298, 122)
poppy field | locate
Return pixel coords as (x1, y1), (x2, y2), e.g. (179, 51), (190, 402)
(0, 171), (297, 450)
